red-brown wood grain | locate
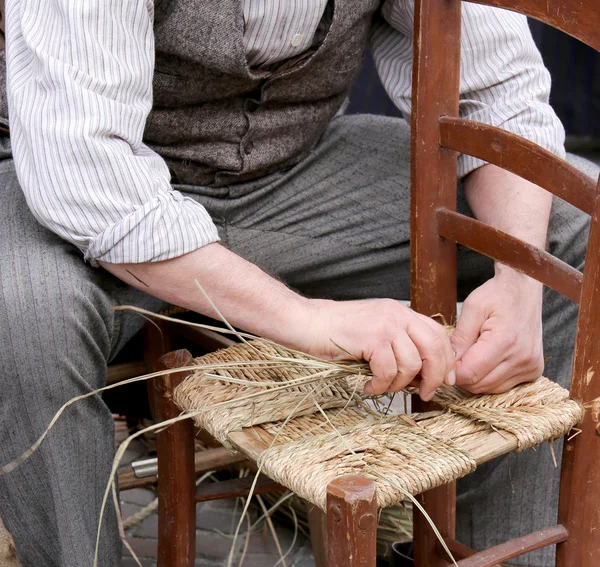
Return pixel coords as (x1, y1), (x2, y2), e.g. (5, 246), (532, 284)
(557, 177), (600, 566)
(455, 525), (568, 567)
(153, 349), (197, 567)
(327, 476), (378, 567)
(439, 117), (598, 215)
(466, 0), (600, 51)
(437, 209), (583, 302)
(411, 0), (462, 564)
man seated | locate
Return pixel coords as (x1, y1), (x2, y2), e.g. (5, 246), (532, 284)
(0, 1), (597, 566)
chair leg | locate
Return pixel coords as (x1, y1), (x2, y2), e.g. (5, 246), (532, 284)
(327, 475), (377, 567)
(413, 483), (456, 567)
(307, 504), (328, 567)
(556, 411), (600, 565)
(153, 349), (197, 567)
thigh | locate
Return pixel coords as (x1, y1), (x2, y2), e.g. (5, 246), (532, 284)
(0, 154), (166, 437)
(215, 114), (414, 300)
(0, 151), (168, 566)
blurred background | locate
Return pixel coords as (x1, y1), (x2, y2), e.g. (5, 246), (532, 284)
(348, 20), (600, 163)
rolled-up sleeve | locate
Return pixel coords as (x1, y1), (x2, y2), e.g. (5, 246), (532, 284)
(371, 1), (566, 178)
(6, 0), (220, 266)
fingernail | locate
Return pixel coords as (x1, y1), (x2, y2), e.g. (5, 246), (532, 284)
(423, 390), (436, 402)
(447, 370), (456, 386)
(363, 381), (373, 395)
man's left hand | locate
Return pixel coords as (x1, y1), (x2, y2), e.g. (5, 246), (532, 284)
(450, 266), (545, 394)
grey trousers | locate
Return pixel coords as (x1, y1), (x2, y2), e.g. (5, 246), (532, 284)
(0, 115), (596, 567)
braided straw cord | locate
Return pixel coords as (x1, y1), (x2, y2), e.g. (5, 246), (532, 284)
(174, 340), (368, 448)
(0, 517), (21, 567)
(174, 341), (583, 510)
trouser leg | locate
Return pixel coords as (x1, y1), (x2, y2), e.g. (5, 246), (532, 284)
(0, 151), (167, 567)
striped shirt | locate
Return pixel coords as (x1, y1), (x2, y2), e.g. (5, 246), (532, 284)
(5, 1), (565, 266)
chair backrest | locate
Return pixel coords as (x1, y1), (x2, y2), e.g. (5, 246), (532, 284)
(410, 0), (600, 563)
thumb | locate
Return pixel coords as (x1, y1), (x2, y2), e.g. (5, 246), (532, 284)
(451, 302), (484, 361)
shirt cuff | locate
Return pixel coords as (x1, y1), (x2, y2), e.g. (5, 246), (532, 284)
(84, 190), (220, 266)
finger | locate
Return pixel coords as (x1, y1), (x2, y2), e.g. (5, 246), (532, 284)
(364, 343), (398, 395)
(387, 334), (422, 392)
(451, 300), (486, 361)
(406, 319), (450, 401)
(465, 360), (541, 394)
(414, 313), (456, 385)
(454, 331), (509, 388)
(459, 360), (512, 393)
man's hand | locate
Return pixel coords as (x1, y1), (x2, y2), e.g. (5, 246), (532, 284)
(101, 244), (454, 402)
(451, 266), (544, 394)
(303, 299), (456, 400)
(455, 164), (552, 394)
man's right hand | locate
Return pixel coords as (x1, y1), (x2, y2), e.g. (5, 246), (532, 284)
(101, 243), (454, 401)
(300, 298), (455, 400)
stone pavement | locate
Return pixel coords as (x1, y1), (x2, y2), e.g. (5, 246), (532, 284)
(120, 440), (316, 567)
(121, 488), (316, 567)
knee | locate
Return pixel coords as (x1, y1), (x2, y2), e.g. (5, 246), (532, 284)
(0, 263), (116, 392)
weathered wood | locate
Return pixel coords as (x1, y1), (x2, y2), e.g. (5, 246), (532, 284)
(437, 209), (583, 303)
(411, 0), (461, 321)
(118, 447), (248, 491)
(411, 0), (462, 563)
(327, 476), (377, 567)
(307, 505), (329, 567)
(439, 117), (597, 215)
(455, 525), (568, 567)
(557, 177), (600, 566)
(454, 430), (518, 462)
(107, 361), (148, 385)
(194, 474), (283, 502)
(438, 538), (477, 560)
(466, 0), (600, 51)
(153, 349), (196, 567)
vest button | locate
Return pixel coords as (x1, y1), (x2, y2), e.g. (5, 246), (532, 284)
(244, 141), (254, 155)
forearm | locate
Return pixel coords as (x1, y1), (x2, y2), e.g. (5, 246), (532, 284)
(464, 164), (553, 254)
(100, 243), (311, 348)
(102, 242), (455, 399)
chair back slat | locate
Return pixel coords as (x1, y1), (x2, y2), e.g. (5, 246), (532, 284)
(437, 210), (584, 302)
(466, 0), (600, 51)
(440, 117), (598, 215)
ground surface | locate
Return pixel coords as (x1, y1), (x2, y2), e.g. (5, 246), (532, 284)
(120, 440), (316, 567)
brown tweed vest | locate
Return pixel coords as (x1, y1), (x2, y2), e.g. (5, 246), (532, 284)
(0, 0), (379, 186)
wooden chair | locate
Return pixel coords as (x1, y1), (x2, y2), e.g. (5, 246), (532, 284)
(410, 1), (600, 565)
(148, 1), (600, 566)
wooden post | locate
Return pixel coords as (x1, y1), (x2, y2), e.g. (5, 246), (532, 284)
(327, 476), (377, 567)
(411, 0), (462, 565)
(308, 504), (329, 567)
(153, 349), (197, 567)
(556, 178), (600, 566)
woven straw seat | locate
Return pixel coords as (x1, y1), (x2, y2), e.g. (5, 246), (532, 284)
(173, 340), (582, 510)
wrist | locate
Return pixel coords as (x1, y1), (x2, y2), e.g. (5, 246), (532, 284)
(494, 263), (544, 295)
